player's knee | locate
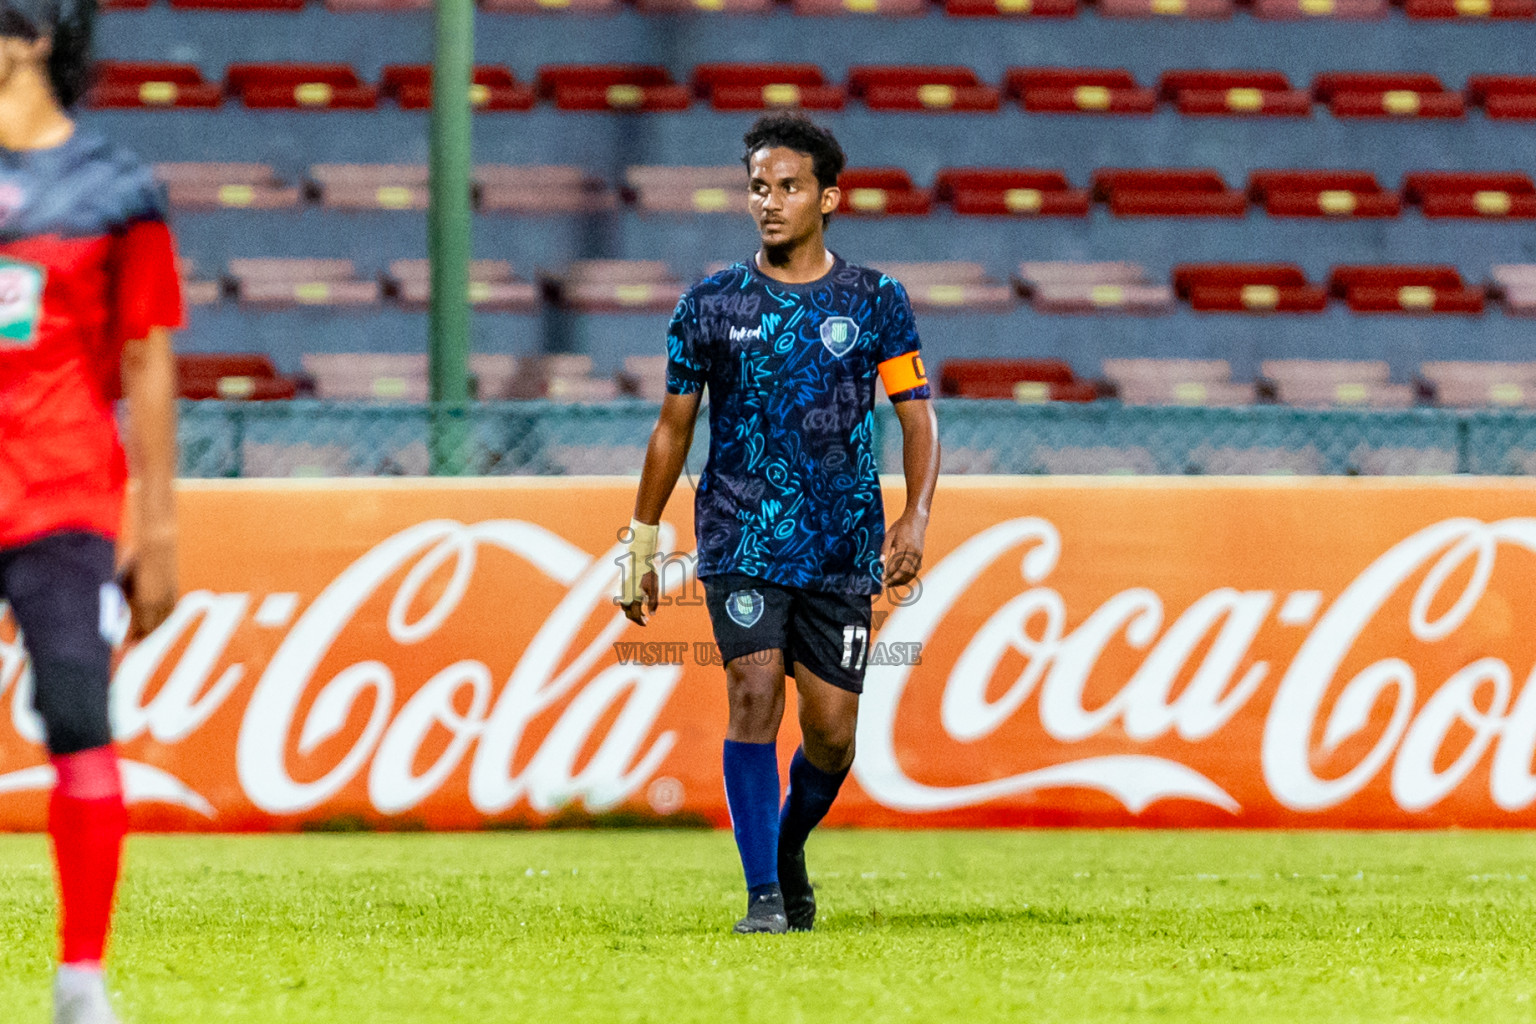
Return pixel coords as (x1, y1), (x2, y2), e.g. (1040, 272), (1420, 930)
(804, 719), (856, 769)
(31, 658), (113, 756)
(726, 663), (779, 724)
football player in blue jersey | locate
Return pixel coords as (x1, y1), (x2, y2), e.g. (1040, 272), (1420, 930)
(619, 114), (939, 934)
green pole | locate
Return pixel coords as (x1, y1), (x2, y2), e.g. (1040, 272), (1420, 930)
(428, 0), (474, 474)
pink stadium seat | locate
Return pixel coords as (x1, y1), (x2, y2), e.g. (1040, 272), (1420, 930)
(476, 165), (615, 214)
(1098, 0), (1232, 17)
(170, 0), (302, 9)
(310, 165), (430, 211)
(626, 166), (748, 214)
(789, 0), (927, 15)
(1313, 72), (1464, 120)
(1248, 170), (1401, 218)
(938, 359), (1096, 401)
(1405, 0), (1533, 18)
(1251, 0), (1387, 17)
(1468, 76), (1536, 119)
(179, 259), (222, 307)
(226, 64), (379, 110)
(1007, 68), (1158, 114)
(869, 263), (1015, 311)
(836, 169), (933, 216)
(101, 0), (153, 8)
(1490, 265), (1536, 315)
(389, 260), (541, 313)
(943, 0), (1077, 16)
(635, 0), (774, 11)
(619, 355), (670, 401)
(380, 65), (536, 111)
(1403, 172), (1536, 219)
(1329, 265), (1484, 314)
(692, 64), (846, 110)
(847, 66), (1002, 112)
(555, 261), (686, 313)
(303, 354), (428, 402)
(230, 259), (382, 308)
(155, 163), (303, 211)
(326, 0), (433, 10)
(1020, 263), (1175, 314)
(1159, 70), (1311, 117)
(1262, 360), (1412, 409)
(1101, 359), (1253, 405)
(536, 65), (690, 111)
(934, 168), (1091, 217)
(88, 62), (224, 109)
(1173, 263), (1329, 313)
(1420, 362), (1536, 407)
(1092, 168), (1248, 218)
(505, 355), (609, 401)
(481, 0), (620, 13)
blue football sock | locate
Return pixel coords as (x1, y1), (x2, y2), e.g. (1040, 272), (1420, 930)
(723, 740), (781, 892)
(778, 746), (850, 856)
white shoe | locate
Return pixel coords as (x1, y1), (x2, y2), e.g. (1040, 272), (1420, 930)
(53, 965), (121, 1024)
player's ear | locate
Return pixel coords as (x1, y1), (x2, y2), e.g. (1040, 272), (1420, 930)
(820, 186), (841, 217)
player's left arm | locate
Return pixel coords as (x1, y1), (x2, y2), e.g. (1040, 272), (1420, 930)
(881, 396), (938, 588)
(120, 325), (179, 640)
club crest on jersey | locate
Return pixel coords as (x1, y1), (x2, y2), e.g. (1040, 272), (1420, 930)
(0, 259), (45, 349)
(819, 317), (860, 358)
(726, 589), (764, 628)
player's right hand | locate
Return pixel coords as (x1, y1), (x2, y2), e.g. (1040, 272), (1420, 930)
(622, 570), (659, 626)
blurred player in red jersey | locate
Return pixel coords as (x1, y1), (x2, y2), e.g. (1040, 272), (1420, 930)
(0, 2), (182, 1021)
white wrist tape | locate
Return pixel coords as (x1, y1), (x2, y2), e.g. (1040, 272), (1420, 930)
(620, 518), (659, 606)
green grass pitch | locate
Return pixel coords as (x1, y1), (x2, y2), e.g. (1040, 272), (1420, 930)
(4, 830), (1536, 1022)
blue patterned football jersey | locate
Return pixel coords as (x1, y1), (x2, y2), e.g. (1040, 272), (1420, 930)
(666, 255), (930, 595)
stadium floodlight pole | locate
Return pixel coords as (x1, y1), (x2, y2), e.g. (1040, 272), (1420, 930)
(428, 0), (475, 474)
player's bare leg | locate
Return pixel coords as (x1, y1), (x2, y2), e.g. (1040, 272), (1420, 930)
(778, 666), (858, 932)
(724, 650), (790, 934)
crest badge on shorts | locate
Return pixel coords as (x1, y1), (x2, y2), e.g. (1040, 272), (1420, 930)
(819, 316), (859, 358)
(726, 589), (764, 629)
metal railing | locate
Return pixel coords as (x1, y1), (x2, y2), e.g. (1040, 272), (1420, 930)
(177, 400), (1536, 478)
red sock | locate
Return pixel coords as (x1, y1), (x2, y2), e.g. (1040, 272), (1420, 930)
(48, 747), (127, 967)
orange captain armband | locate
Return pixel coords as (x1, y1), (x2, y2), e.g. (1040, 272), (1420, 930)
(877, 351), (929, 397)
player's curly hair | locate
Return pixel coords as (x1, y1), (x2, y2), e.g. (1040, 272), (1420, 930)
(742, 113), (846, 226)
(0, 0), (96, 109)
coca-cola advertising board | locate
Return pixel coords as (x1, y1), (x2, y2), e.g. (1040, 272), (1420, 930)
(1, 476), (1535, 831)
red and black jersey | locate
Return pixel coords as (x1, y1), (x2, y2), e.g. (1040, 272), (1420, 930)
(0, 130), (184, 549)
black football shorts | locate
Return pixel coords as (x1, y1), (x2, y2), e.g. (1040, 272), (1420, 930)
(701, 572), (873, 694)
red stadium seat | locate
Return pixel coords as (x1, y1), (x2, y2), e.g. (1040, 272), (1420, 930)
(1252, 0), (1386, 16)
(1247, 170), (1402, 218)
(536, 65), (691, 112)
(226, 64), (379, 110)
(156, 163), (302, 210)
(88, 62), (224, 109)
(177, 354), (299, 402)
(1329, 265), (1484, 314)
(1405, 0), (1533, 17)
(1159, 70), (1311, 117)
(230, 259), (382, 307)
(938, 359), (1095, 401)
(692, 64), (846, 110)
(789, 0), (927, 15)
(869, 263), (1015, 311)
(1312, 72), (1464, 119)
(1008, 68), (1157, 114)
(626, 166), (748, 214)
(1092, 168), (1248, 218)
(1467, 76), (1536, 119)
(934, 168), (1091, 216)
(477, 165), (615, 214)
(1403, 172), (1536, 219)
(1098, 0), (1232, 17)
(555, 261), (686, 312)
(1173, 263), (1329, 312)
(943, 0), (1077, 16)
(380, 65), (536, 111)
(388, 260), (541, 313)
(847, 66), (1002, 112)
(836, 169), (933, 216)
